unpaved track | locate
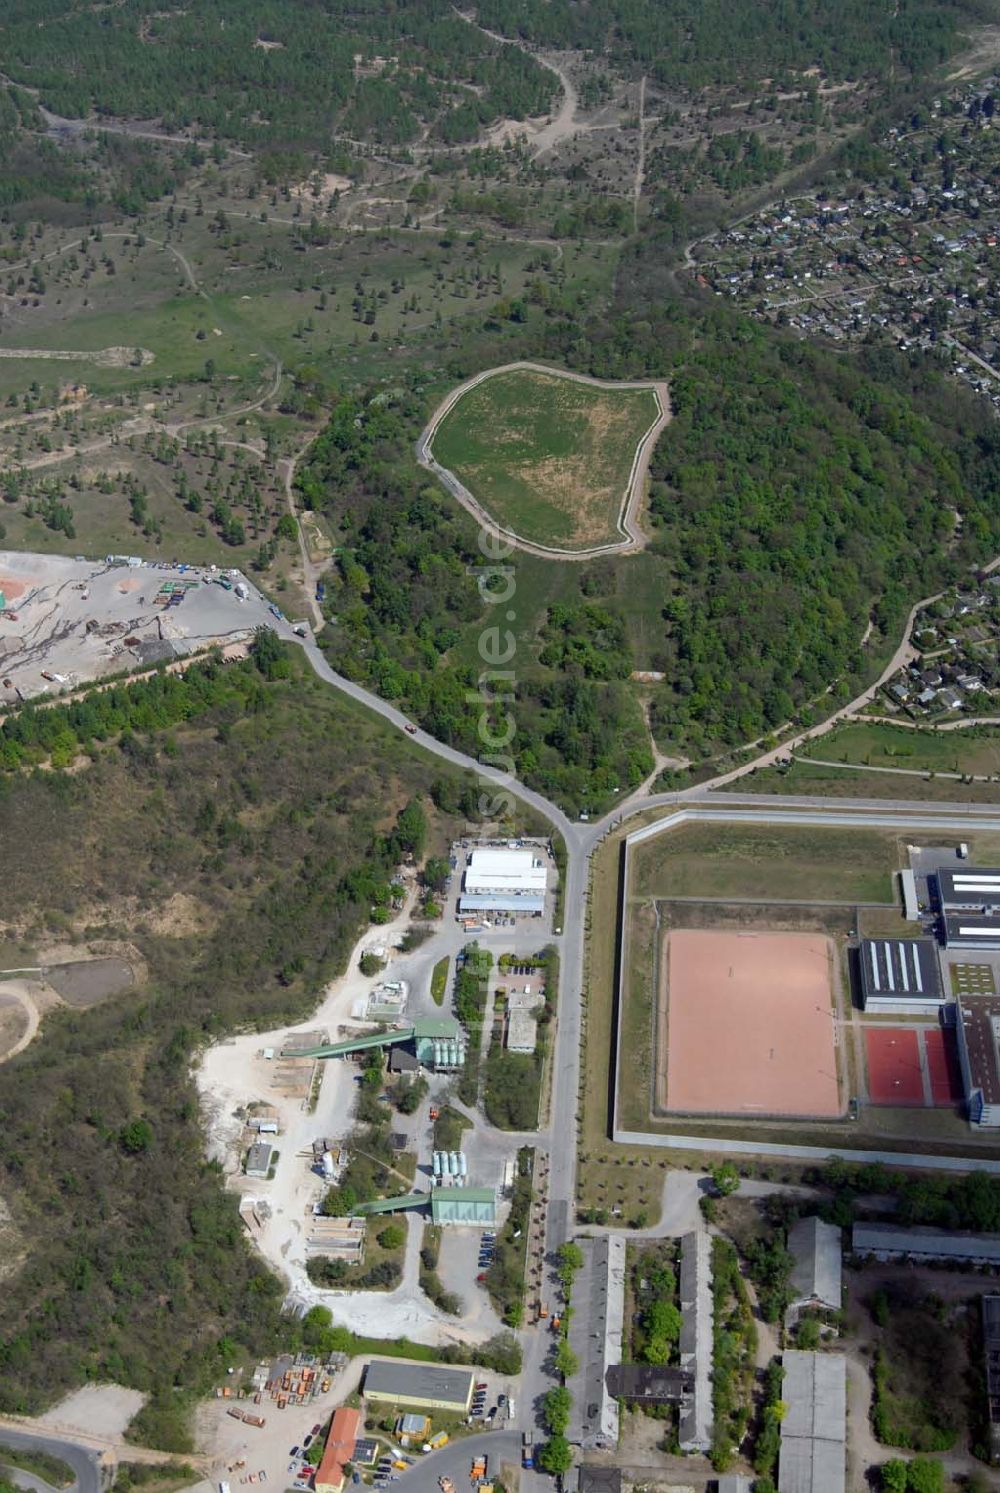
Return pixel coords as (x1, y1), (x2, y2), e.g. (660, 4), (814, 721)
(416, 359), (671, 560)
(0, 979), (39, 1063)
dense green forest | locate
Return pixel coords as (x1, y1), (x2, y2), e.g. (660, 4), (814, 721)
(298, 285), (1000, 793)
(0, 0), (552, 158)
(472, 0), (990, 89)
(0, 647), (485, 1439)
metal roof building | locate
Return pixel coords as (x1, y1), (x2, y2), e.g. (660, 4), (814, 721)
(788, 1218), (842, 1315)
(937, 867), (1000, 912)
(430, 1186), (497, 1226)
(856, 938), (943, 1013)
(678, 1230), (713, 1454)
(458, 893), (545, 915)
(464, 848), (547, 895)
(852, 1222), (1000, 1264)
(245, 1142), (273, 1178)
(956, 993), (1000, 1127)
(778, 1351), (846, 1493)
(567, 1234), (625, 1450)
(362, 1360), (474, 1413)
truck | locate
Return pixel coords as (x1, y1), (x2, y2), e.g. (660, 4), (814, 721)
(521, 1435), (533, 1470)
(469, 1457), (486, 1482)
(423, 1432), (449, 1452)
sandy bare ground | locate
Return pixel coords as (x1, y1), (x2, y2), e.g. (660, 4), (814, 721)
(37, 1386), (146, 1440)
(196, 890), (504, 1344)
(416, 360), (672, 560)
(0, 347), (154, 367)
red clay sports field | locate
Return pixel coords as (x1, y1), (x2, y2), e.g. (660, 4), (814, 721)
(658, 929), (841, 1118)
(864, 1025), (963, 1107)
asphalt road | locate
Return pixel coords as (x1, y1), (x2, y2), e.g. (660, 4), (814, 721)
(401, 1430), (519, 1493)
(0, 1428), (101, 1493)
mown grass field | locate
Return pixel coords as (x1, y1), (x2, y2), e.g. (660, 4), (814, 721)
(630, 821), (904, 904)
(801, 720), (1000, 777)
(430, 367), (660, 550)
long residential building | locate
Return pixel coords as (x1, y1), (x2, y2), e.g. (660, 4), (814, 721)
(852, 1222), (1000, 1264)
(678, 1230), (713, 1454)
(567, 1234), (625, 1449)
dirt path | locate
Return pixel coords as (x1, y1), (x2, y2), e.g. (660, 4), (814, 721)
(453, 10), (582, 159)
(0, 978), (43, 1064)
(416, 359), (672, 560)
(280, 429), (326, 630)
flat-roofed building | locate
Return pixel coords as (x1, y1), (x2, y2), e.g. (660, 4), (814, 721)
(944, 916), (1000, 949)
(362, 1360), (474, 1414)
(856, 938), (943, 1013)
(464, 848), (547, 896)
(506, 1009), (538, 1054)
(956, 994), (1000, 1127)
(778, 1351), (846, 1493)
(458, 893), (545, 916)
(937, 868), (1000, 913)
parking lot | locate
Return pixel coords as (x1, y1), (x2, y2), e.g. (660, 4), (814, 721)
(0, 548), (290, 701)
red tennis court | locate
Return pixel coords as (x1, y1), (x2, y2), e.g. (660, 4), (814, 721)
(923, 1026), (963, 1106)
(865, 1028), (923, 1104)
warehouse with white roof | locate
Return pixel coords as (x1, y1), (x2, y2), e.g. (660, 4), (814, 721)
(459, 846), (548, 917)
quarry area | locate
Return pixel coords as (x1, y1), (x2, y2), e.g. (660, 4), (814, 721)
(0, 549), (290, 702)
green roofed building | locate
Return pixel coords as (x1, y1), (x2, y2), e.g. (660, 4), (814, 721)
(431, 1186), (496, 1227)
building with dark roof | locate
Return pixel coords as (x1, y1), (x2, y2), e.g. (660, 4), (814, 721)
(956, 994), (1000, 1127)
(944, 916), (1000, 949)
(577, 1470), (622, 1493)
(937, 868), (1000, 913)
(856, 938), (943, 1012)
(605, 1364), (693, 1404)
